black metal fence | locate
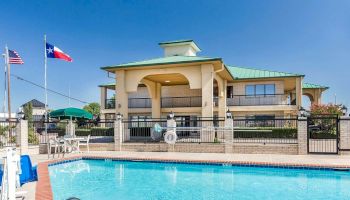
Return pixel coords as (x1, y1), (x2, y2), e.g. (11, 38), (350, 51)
(122, 118), (228, 143)
(233, 118), (298, 144)
(175, 119), (226, 143)
(31, 120), (115, 144)
(307, 116), (339, 154)
(0, 120), (18, 148)
(122, 119), (167, 142)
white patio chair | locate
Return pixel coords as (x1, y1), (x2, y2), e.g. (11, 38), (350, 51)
(62, 138), (75, 154)
(78, 135), (91, 152)
(47, 138), (62, 159)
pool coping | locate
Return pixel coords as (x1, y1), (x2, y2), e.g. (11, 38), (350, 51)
(36, 155), (350, 200)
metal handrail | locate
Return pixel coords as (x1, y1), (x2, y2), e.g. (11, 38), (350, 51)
(227, 94), (291, 106)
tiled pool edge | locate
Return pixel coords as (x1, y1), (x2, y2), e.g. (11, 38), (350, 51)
(36, 155), (350, 200)
(36, 156), (82, 200)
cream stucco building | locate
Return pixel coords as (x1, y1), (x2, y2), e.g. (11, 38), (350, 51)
(99, 40), (328, 121)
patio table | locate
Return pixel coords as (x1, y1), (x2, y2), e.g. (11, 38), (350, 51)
(63, 137), (85, 153)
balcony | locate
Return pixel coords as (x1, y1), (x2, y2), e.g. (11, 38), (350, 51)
(161, 96), (202, 108)
(105, 99), (115, 109)
(129, 98), (152, 108)
(227, 94), (292, 106)
(103, 94), (292, 109)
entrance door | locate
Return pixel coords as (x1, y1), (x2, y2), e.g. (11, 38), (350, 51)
(307, 116), (339, 154)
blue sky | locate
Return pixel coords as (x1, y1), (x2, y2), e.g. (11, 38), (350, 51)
(0, 0), (349, 111)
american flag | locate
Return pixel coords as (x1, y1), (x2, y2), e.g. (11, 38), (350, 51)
(8, 49), (24, 64)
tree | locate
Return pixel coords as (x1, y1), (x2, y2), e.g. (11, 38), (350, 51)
(23, 102), (33, 124)
(83, 102), (100, 116)
(310, 104), (343, 116)
(23, 102), (38, 144)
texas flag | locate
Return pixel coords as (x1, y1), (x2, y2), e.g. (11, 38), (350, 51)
(46, 43), (72, 62)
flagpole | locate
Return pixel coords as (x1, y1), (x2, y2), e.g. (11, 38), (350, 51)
(5, 45), (12, 122)
(44, 35), (48, 134)
(2, 48), (7, 114)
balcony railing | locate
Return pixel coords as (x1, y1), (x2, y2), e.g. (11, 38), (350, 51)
(105, 99), (115, 109)
(128, 98), (152, 108)
(104, 94), (293, 109)
(161, 96), (202, 108)
(227, 94), (291, 106)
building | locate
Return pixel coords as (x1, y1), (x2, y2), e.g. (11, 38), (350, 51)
(20, 99), (46, 121)
(99, 40), (328, 121)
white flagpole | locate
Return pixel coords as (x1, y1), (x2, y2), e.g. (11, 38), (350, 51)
(5, 45), (11, 122)
(44, 35), (48, 134)
(2, 47), (7, 114)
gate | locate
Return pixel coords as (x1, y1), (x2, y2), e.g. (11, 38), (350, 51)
(307, 115), (339, 154)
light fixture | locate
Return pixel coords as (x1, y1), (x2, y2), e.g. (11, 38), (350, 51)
(17, 111), (25, 120)
(341, 105), (348, 116)
(167, 111), (175, 120)
(226, 109), (232, 119)
(298, 107), (306, 117)
(165, 80), (171, 83)
(116, 112), (123, 120)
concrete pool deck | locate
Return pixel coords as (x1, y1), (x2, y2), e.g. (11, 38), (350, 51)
(22, 151), (350, 200)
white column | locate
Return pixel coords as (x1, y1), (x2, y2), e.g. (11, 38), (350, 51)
(100, 87), (107, 109)
(115, 70), (128, 119)
(152, 83), (161, 118)
(224, 117), (233, 153)
(114, 118), (123, 151)
(297, 117), (308, 155)
(16, 120), (28, 155)
(339, 117), (350, 154)
(201, 64), (214, 118)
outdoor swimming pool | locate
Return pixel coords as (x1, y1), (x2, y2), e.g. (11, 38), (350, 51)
(49, 159), (350, 200)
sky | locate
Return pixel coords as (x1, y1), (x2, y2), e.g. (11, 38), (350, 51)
(0, 0), (349, 112)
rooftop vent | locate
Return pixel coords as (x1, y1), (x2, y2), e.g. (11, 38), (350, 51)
(159, 39), (201, 57)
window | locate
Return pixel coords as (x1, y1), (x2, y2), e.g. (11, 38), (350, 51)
(255, 85), (265, 95)
(265, 84), (275, 95)
(245, 85), (255, 96)
(227, 86), (233, 98)
(245, 84), (276, 96)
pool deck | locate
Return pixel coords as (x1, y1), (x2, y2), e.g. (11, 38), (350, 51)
(23, 151), (350, 200)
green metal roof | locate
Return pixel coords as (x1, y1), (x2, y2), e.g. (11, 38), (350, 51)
(101, 56), (221, 70)
(303, 83), (329, 89)
(226, 66), (304, 80)
(158, 39), (194, 45)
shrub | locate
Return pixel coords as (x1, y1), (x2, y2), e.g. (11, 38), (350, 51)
(234, 127), (297, 139)
(75, 127), (114, 137)
(28, 128), (39, 144)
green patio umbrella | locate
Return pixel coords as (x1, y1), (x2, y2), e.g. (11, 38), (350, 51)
(49, 107), (93, 120)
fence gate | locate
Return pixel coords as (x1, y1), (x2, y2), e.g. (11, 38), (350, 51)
(307, 116), (339, 154)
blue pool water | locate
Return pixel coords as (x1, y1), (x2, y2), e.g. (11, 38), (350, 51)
(49, 159), (350, 200)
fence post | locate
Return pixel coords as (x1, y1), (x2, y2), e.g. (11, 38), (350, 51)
(224, 117), (233, 153)
(166, 113), (176, 152)
(114, 116), (123, 151)
(297, 117), (308, 155)
(339, 116), (350, 155)
(16, 120), (28, 155)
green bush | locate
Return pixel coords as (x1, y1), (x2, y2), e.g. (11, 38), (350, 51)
(234, 127), (297, 139)
(75, 127), (114, 137)
(28, 128), (39, 144)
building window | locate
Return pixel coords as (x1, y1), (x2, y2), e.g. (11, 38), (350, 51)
(245, 85), (255, 96)
(245, 84), (276, 96)
(227, 86), (233, 98)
